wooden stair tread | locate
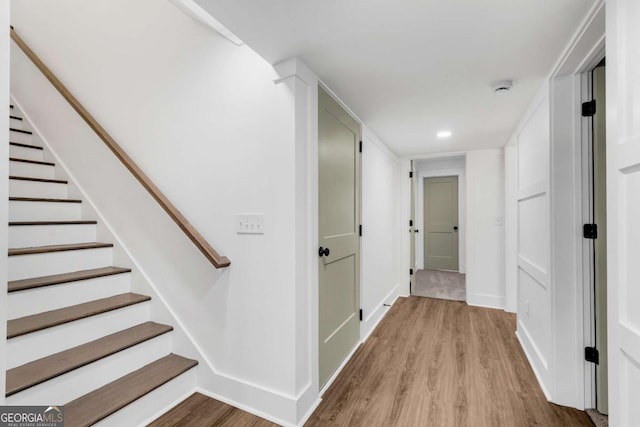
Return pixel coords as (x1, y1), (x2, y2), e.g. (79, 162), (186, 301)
(7, 293), (151, 338)
(10, 220), (97, 226)
(9, 157), (54, 166)
(9, 127), (32, 135)
(9, 266), (131, 292)
(9, 175), (67, 184)
(65, 354), (198, 427)
(9, 242), (113, 256)
(10, 115), (22, 120)
(10, 142), (43, 150)
(6, 322), (173, 397)
(9, 196), (82, 203)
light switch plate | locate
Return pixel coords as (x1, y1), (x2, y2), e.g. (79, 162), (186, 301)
(236, 213), (264, 234)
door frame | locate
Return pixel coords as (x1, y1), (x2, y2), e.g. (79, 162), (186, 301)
(547, 1), (605, 409)
(415, 166), (465, 273)
(580, 60), (608, 413)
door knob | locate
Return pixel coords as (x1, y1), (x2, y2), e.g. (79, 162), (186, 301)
(318, 246), (330, 257)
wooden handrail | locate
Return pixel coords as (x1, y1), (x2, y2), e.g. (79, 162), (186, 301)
(11, 28), (230, 268)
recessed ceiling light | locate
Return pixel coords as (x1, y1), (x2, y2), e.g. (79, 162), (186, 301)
(437, 131), (452, 138)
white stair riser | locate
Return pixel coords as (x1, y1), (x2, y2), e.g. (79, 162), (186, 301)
(9, 201), (81, 222)
(9, 129), (33, 144)
(6, 333), (173, 406)
(8, 274), (132, 319)
(95, 368), (197, 427)
(8, 247), (113, 281)
(9, 179), (68, 199)
(10, 117), (26, 130)
(6, 303), (150, 369)
(10, 145), (44, 162)
(9, 161), (55, 180)
(9, 223), (97, 247)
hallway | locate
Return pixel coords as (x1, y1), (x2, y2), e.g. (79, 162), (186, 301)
(306, 297), (592, 426)
(155, 297), (594, 426)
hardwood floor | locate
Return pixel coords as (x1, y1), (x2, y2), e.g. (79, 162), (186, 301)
(306, 296), (593, 426)
(149, 393), (277, 427)
(151, 297), (593, 426)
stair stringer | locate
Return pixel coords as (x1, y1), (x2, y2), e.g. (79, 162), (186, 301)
(10, 95), (306, 427)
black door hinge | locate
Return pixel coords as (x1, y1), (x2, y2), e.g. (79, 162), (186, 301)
(583, 224), (598, 239)
(409, 171), (413, 178)
(409, 219), (413, 227)
(585, 346), (599, 364)
(359, 140), (362, 153)
(409, 268), (414, 276)
(359, 224), (362, 237)
(582, 100), (596, 117)
(359, 309), (363, 321)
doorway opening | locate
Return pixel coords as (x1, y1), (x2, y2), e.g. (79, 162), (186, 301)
(582, 57), (607, 418)
(409, 155), (466, 302)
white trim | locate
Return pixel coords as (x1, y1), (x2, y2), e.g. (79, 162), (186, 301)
(550, 1), (606, 78)
(361, 285), (400, 342)
(136, 387), (197, 427)
(0, 0), (9, 404)
(195, 387), (298, 427)
(403, 150), (467, 161)
(516, 329), (551, 400)
(466, 293), (506, 310)
(518, 256), (549, 289)
(517, 181), (547, 201)
(546, 0), (605, 409)
(167, 0), (244, 45)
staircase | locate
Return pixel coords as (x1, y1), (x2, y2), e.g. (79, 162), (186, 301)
(6, 104), (198, 426)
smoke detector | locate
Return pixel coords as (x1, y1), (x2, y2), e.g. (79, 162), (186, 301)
(491, 80), (513, 93)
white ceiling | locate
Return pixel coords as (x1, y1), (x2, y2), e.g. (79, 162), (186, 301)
(194, 0), (597, 157)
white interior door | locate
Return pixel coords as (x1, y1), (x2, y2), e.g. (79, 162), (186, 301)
(607, 0), (640, 424)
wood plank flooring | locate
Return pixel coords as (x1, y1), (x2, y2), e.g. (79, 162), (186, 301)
(150, 297), (593, 426)
(307, 296), (593, 426)
(149, 392), (277, 427)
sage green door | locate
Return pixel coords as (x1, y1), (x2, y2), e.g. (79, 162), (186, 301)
(423, 176), (459, 271)
(318, 86), (361, 387)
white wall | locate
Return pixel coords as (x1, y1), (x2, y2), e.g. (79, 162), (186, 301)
(0, 0), (10, 405)
(504, 144), (518, 313)
(413, 155), (466, 273)
(512, 92), (552, 396)
(11, 0), (302, 423)
(465, 149), (505, 309)
(360, 125), (401, 339)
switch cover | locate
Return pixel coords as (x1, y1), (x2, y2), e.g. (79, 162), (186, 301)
(236, 213), (264, 234)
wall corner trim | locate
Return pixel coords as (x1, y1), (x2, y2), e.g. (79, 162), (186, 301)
(273, 57), (315, 86)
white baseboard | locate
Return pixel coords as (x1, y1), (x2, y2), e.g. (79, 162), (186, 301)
(195, 386), (297, 427)
(466, 293), (505, 310)
(361, 285), (400, 341)
(516, 323), (551, 400)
